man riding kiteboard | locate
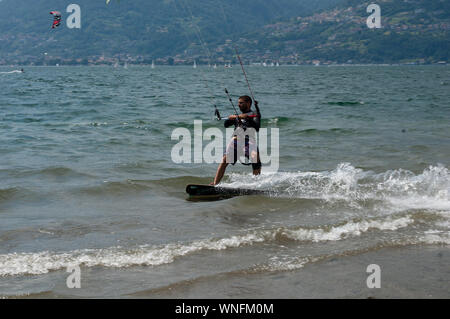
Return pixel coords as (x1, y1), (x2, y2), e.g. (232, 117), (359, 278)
(210, 95), (262, 185)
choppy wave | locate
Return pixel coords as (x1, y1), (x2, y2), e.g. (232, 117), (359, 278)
(1, 212), (445, 277)
(0, 70), (23, 74)
(295, 128), (356, 136)
(327, 101), (364, 106)
(76, 180), (153, 196)
(0, 187), (20, 204)
(262, 117), (292, 126)
(166, 117), (293, 130)
(224, 163), (450, 211)
(103, 163), (449, 207)
(8, 166), (95, 180)
(253, 229), (450, 273)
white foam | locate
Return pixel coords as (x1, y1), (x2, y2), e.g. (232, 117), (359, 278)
(223, 163), (450, 211)
(0, 70), (23, 74)
(260, 256), (317, 272)
(418, 233), (450, 245)
(281, 216), (414, 242)
(0, 233), (270, 277)
(0, 215), (417, 277)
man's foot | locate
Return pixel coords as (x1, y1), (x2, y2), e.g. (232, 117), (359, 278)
(253, 169), (261, 176)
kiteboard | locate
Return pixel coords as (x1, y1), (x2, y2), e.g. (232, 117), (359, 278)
(186, 184), (267, 201)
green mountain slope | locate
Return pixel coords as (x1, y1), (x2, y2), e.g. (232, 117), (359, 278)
(0, 0), (342, 63)
(231, 0), (449, 64)
(1, 0), (447, 64)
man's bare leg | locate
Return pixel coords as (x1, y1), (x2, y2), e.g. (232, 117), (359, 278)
(251, 151), (261, 176)
(211, 155), (229, 185)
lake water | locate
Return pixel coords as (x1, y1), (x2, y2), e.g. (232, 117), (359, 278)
(0, 65), (449, 298)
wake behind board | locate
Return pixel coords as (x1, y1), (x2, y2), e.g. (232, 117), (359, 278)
(186, 184), (267, 201)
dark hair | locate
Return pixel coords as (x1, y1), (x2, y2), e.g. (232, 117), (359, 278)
(239, 95), (252, 105)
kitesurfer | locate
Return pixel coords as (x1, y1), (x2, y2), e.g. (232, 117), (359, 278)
(211, 96), (262, 185)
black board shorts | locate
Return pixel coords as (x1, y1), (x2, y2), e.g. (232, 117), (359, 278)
(224, 136), (262, 170)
